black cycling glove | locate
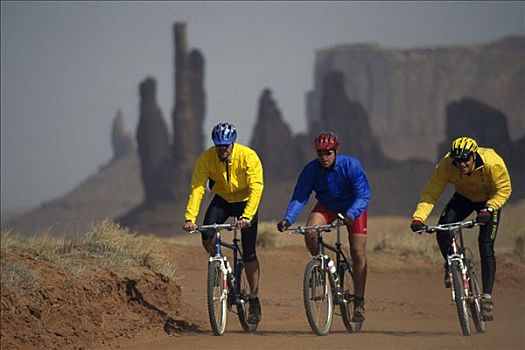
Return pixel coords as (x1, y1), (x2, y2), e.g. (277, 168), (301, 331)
(277, 219), (290, 232)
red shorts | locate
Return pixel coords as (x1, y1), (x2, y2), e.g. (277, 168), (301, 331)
(311, 202), (368, 235)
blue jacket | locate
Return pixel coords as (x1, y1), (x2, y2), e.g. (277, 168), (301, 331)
(284, 154), (371, 224)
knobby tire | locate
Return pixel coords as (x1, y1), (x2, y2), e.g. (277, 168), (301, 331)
(468, 267), (486, 333)
(338, 261), (360, 332)
(303, 259), (334, 336)
(236, 263), (258, 332)
(207, 260), (228, 336)
(451, 260), (471, 336)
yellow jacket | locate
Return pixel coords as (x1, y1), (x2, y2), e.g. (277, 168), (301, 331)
(184, 143), (264, 223)
(412, 147), (512, 222)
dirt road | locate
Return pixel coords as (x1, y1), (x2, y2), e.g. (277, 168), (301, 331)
(109, 235), (524, 350)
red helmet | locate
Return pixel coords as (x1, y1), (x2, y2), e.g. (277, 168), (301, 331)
(314, 131), (339, 150)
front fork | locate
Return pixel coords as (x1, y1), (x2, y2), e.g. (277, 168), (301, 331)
(447, 254), (469, 302)
(315, 254), (345, 304)
(209, 254), (231, 306)
(210, 242), (244, 308)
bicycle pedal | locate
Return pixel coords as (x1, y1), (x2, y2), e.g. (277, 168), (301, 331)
(335, 292), (345, 304)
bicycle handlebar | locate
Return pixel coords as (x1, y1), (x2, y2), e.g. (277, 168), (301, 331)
(189, 222), (238, 234)
(285, 214), (346, 235)
(285, 223), (338, 235)
(417, 219), (478, 234)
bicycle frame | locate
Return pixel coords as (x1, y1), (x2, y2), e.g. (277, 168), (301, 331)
(197, 222), (244, 306)
(421, 219), (485, 336)
(287, 216), (359, 335)
(424, 220), (477, 302)
(191, 221), (257, 335)
(447, 227), (469, 301)
(288, 219), (353, 304)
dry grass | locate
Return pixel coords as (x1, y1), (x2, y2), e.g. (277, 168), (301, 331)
(0, 259), (37, 294)
(0, 219), (177, 292)
(256, 222), (287, 249)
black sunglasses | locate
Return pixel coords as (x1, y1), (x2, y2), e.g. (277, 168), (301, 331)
(453, 155), (472, 164)
(316, 150), (334, 156)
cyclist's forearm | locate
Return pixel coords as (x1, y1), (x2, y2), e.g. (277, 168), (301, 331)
(184, 187), (206, 222)
(284, 199), (308, 225)
(487, 169), (512, 210)
(346, 197), (369, 220)
(242, 183), (264, 221)
(412, 201), (434, 222)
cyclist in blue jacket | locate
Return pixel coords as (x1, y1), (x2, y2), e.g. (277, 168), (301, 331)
(277, 131), (371, 323)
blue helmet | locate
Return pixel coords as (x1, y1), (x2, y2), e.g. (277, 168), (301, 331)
(211, 122), (237, 146)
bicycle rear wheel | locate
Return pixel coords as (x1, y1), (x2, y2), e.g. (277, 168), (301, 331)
(468, 266), (486, 333)
(207, 260), (228, 335)
(450, 260), (471, 336)
(236, 262), (258, 332)
(338, 260), (361, 332)
(303, 259), (334, 336)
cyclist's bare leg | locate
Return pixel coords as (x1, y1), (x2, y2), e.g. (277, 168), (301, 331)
(348, 233), (367, 298)
(304, 211), (328, 256)
(245, 258), (260, 295)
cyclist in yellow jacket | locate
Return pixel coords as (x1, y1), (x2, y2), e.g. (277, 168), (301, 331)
(183, 122), (264, 325)
(410, 137), (512, 321)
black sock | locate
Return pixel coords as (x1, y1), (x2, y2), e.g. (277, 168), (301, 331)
(355, 296), (364, 303)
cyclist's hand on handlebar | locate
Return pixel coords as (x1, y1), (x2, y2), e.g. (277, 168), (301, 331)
(183, 221), (198, 232)
(277, 219), (290, 232)
(476, 208), (492, 225)
(237, 217), (251, 229)
(342, 215), (354, 226)
(410, 219), (426, 233)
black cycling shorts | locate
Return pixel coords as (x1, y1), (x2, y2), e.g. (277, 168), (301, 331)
(201, 195), (259, 263)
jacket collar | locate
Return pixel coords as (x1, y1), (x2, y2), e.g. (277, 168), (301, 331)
(473, 151), (485, 171)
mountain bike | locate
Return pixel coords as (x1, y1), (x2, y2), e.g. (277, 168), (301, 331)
(190, 221), (258, 336)
(418, 219), (486, 336)
(286, 215), (360, 336)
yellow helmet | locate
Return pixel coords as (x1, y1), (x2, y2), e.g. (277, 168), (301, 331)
(450, 137), (478, 161)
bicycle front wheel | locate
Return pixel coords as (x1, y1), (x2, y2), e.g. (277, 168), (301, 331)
(207, 260), (228, 335)
(236, 262), (258, 332)
(303, 259), (334, 336)
(468, 267), (486, 333)
(450, 260), (471, 336)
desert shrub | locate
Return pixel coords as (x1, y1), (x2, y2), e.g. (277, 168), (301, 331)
(372, 232), (442, 261)
(0, 219), (177, 289)
(0, 231), (29, 256)
(0, 260), (37, 293)
(81, 219), (176, 278)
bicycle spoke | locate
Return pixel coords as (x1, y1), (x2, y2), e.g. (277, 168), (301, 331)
(303, 260), (333, 336)
(451, 261), (471, 336)
(207, 260), (228, 335)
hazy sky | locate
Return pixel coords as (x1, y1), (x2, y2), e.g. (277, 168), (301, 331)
(1, 1), (523, 210)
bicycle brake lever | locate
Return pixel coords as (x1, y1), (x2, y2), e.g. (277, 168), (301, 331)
(464, 220), (476, 228)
